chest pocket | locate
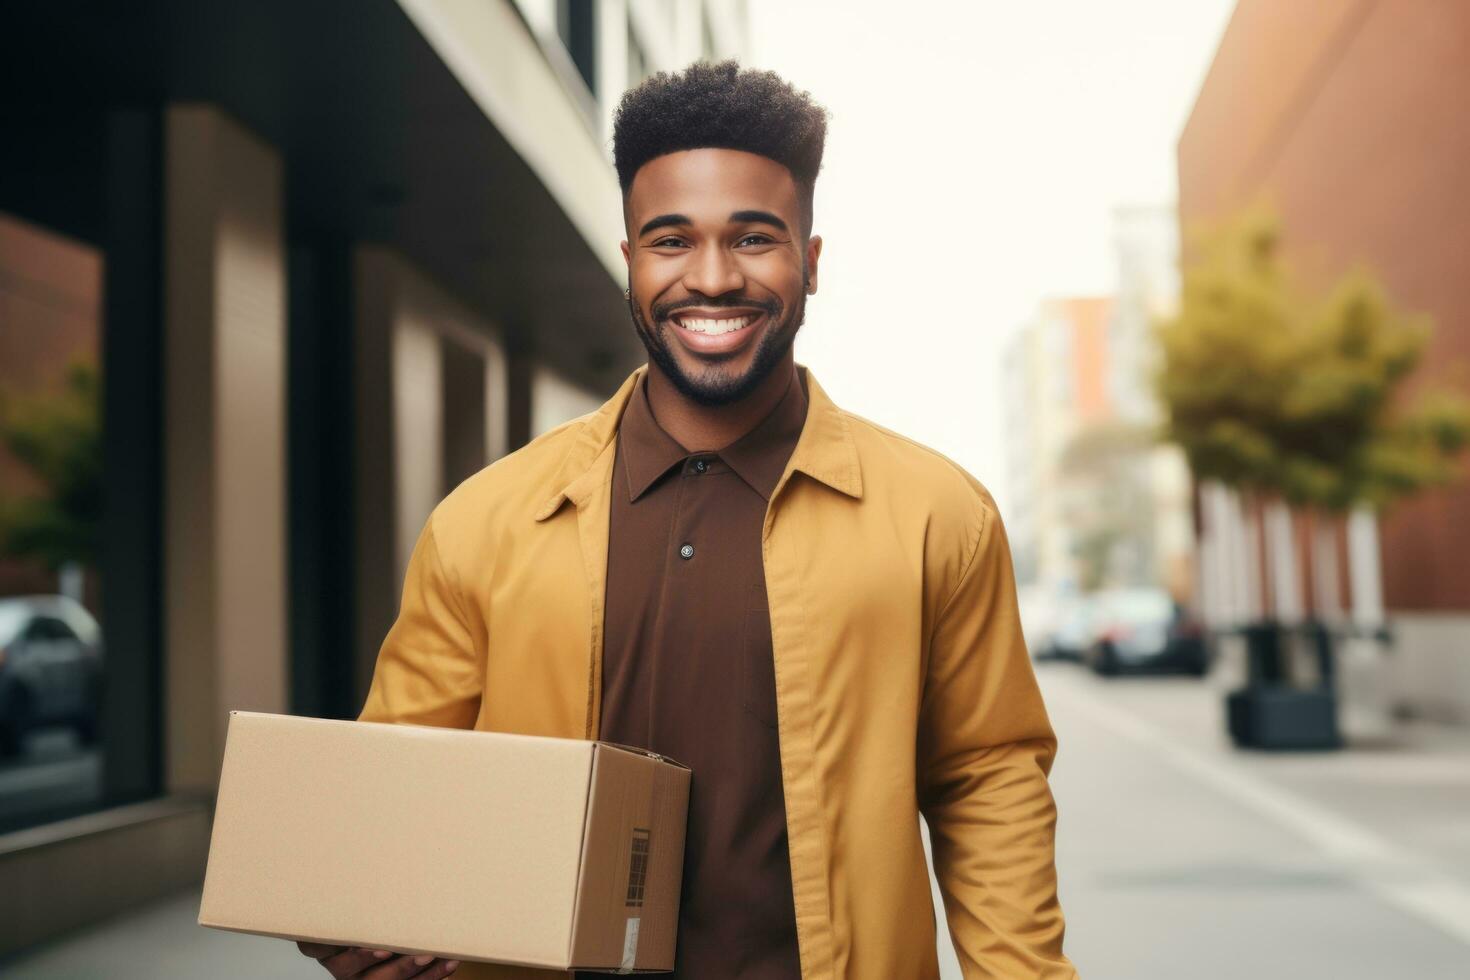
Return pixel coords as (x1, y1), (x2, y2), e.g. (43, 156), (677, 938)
(742, 581), (779, 730)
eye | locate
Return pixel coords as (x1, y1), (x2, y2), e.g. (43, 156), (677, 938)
(736, 234), (775, 247)
(649, 236), (689, 249)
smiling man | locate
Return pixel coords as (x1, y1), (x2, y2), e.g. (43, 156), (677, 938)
(302, 62), (1076, 980)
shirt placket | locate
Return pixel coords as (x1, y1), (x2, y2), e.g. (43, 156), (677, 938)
(649, 453), (726, 749)
(646, 456), (697, 748)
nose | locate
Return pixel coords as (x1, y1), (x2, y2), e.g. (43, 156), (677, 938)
(682, 243), (745, 298)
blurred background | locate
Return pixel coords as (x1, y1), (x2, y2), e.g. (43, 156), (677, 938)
(1, 1), (1467, 977)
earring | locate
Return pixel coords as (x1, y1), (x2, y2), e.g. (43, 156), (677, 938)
(623, 287), (631, 301)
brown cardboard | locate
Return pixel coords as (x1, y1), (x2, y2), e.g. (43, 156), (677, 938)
(198, 711), (690, 972)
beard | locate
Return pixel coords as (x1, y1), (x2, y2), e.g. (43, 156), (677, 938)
(626, 282), (806, 407)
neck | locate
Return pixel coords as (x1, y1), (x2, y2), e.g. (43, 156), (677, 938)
(644, 355), (797, 451)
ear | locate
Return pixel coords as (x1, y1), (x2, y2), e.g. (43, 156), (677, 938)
(804, 235), (823, 294)
(620, 240), (632, 266)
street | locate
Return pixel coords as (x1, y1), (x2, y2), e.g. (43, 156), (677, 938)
(8, 663), (1470, 978)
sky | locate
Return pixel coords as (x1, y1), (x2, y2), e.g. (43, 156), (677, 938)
(747, 0), (1236, 511)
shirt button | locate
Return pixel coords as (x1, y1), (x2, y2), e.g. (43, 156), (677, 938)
(693, 458), (708, 474)
(679, 543), (695, 560)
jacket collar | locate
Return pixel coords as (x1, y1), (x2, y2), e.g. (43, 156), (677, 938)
(533, 362), (862, 522)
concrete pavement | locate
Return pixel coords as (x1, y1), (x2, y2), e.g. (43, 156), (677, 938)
(6, 662), (1469, 978)
(1035, 662), (1470, 979)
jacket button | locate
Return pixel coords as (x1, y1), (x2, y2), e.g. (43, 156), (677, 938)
(679, 543), (695, 560)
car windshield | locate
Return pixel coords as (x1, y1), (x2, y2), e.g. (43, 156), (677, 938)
(0, 603), (29, 646)
(1104, 591), (1174, 623)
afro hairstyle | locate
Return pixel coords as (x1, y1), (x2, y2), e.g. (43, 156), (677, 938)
(612, 60), (829, 235)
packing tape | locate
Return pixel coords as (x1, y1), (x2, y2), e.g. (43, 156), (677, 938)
(618, 916), (640, 974)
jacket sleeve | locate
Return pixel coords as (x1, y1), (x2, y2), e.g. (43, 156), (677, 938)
(917, 499), (1077, 978)
(357, 514), (484, 730)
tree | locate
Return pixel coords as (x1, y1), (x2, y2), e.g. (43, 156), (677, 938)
(1154, 210), (1300, 496)
(0, 359), (103, 570)
(1157, 209), (1468, 515)
(1057, 420), (1159, 591)
(1154, 208), (1470, 621)
(1151, 209), (1470, 750)
(1278, 268), (1469, 511)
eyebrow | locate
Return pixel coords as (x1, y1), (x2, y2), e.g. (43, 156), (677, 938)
(637, 209), (791, 238)
(638, 213), (691, 237)
(729, 210), (789, 232)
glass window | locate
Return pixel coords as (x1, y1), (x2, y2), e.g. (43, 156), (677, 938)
(0, 211), (109, 832)
(556, 0), (597, 96)
(30, 616), (81, 643)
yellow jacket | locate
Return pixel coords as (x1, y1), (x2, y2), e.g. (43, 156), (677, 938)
(359, 363), (1076, 979)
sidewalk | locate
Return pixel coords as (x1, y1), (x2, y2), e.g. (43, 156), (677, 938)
(1039, 662), (1470, 978)
(0, 887), (315, 979)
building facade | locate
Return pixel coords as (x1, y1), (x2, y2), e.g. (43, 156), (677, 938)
(0, 0), (746, 955)
(1004, 207), (1193, 605)
(1178, 0), (1470, 721)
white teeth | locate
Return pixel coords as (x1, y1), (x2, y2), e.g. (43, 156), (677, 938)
(678, 315), (754, 335)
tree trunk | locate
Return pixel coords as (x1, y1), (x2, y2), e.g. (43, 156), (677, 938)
(1263, 498), (1302, 624)
(1311, 513), (1342, 621)
(1347, 507), (1385, 629)
(1243, 493), (1265, 622)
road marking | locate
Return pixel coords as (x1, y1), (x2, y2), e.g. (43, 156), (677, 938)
(1043, 672), (1470, 948)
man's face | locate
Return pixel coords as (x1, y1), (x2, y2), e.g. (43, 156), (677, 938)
(621, 148), (822, 406)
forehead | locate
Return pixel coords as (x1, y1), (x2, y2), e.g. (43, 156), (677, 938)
(626, 148), (799, 224)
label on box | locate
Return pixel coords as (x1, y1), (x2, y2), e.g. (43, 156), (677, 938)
(618, 917), (640, 973)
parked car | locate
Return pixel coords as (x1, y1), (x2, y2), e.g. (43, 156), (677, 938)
(0, 595), (104, 756)
(1082, 587), (1207, 677)
(1033, 592), (1101, 663)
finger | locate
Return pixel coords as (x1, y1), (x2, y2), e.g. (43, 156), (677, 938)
(297, 941), (350, 959)
(360, 954), (455, 979)
(319, 946), (393, 977)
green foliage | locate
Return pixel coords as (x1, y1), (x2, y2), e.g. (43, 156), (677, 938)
(0, 360), (102, 569)
(1154, 209), (1470, 512)
(1058, 422), (1161, 591)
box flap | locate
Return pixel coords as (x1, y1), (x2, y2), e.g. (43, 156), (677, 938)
(594, 740), (691, 772)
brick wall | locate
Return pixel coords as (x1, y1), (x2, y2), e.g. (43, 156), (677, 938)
(0, 212), (101, 598)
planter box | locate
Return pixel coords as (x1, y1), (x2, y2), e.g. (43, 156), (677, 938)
(1226, 686), (1342, 750)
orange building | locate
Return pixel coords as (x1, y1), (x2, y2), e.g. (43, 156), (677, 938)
(1059, 296), (1114, 425)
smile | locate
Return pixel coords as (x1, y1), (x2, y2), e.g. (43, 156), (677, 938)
(663, 308), (769, 356)
(670, 312), (759, 335)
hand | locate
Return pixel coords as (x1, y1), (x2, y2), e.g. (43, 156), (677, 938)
(297, 941), (461, 978)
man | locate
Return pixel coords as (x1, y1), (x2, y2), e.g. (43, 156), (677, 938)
(301, 62), (1076, 980)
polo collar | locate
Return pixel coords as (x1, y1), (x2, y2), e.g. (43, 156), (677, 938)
(618, 373), (695, 502)
(618, 368), (808, 503)
(533, 361), (862, 522)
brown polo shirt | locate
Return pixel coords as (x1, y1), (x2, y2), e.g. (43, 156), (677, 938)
(577, 369), (807, 980)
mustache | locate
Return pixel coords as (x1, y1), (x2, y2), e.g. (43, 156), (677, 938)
(650, 294), (781, 321)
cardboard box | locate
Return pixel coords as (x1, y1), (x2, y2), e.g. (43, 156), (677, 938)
(199, 711), (690, 973)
